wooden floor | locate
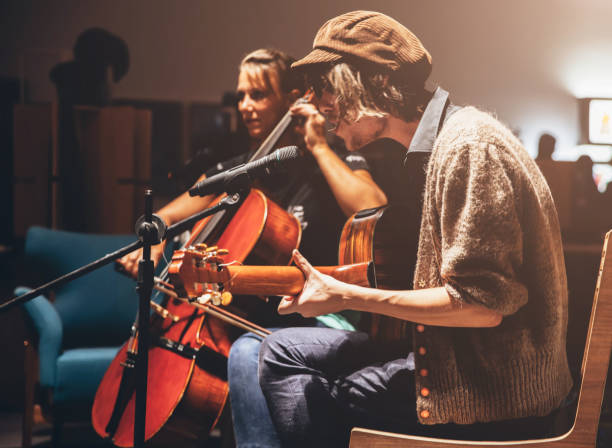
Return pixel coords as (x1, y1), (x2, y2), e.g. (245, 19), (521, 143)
(0, 412), (106, 448)
(1, 411), (611, 448)
(0, 411), (226, 448)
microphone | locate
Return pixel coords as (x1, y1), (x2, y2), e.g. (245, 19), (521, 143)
(188, 146), (300, 197)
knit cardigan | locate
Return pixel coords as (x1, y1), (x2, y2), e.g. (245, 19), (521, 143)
(412, 107), (573, 425)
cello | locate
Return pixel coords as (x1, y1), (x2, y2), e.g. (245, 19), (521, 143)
(92, 94), (312, 446)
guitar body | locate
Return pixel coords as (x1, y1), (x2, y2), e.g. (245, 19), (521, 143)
(339, 206), (420, 341)
(92, 189), (301, 446)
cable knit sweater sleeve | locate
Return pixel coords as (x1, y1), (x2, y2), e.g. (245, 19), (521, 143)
(432, 131), (528, 315)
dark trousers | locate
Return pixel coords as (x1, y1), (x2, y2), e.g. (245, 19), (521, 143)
(258, 327), (417, 448)
(258, 327), (571, 447)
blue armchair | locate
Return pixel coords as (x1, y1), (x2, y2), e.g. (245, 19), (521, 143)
(17, 226), (139, 446)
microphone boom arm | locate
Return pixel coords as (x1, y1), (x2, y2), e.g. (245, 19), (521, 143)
(188, 146), (300, 197)
(0, 194), (243, 313)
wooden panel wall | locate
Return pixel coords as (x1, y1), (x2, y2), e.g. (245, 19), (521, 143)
(13, 104), (54, 237)
(13, 104), (151, 235)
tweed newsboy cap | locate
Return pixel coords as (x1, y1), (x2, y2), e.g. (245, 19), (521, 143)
(293, 11), (432, 83)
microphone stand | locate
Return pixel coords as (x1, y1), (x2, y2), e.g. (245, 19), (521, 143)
(1, 184), (248, 446)
(133, 190), (155, 448)
(131, 183), (249, 447)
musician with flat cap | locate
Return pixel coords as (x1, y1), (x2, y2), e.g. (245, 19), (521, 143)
(251, 10), (572, 447)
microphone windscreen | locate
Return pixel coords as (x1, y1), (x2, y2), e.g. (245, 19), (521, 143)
(274, 145), (300, 161)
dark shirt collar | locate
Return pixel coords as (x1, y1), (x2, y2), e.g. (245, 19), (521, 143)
(407, 87), (451, 155)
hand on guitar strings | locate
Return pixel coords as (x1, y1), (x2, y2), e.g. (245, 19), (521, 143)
(278, 249), (349, 317)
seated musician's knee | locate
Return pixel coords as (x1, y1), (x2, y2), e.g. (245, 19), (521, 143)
(258, 327), (320, 388)
(229, 332), (263, 366)
(258, 330), (290, 396)
(259, 328), (297, 369)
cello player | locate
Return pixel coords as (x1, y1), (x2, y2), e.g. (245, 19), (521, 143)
(118, 48), (385, 274)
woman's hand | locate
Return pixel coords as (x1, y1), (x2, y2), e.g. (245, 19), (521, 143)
(290, 103), (329, 155)
(277, 250), (349, 317)
(116, 242), (166, 278)
(290, 97), (387, 217)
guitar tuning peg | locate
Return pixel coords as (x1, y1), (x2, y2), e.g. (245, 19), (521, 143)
(196, 293), (212, 304)
(195, 243), (208, 252)
(185, 249), (206, 260)
(221, 291), (232, 306)
(216, 249), (229, 256)
(211, 291), (222, 306)
(205, 246), (219, 253)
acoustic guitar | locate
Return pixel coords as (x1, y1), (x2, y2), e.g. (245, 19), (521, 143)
(170, 205), (420, 342)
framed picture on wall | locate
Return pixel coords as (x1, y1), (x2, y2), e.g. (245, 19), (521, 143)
(589, 99), (612, 145)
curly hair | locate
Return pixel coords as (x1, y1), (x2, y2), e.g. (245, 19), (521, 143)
(309, 63), (430, 123)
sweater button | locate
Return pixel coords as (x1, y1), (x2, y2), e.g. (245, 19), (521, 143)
(419, 368), (428, 377)
(420, 387), (430, 397)
(420, 409), (430, 419)
(418, 346), (427, 356)
(416, 324), (425, 333)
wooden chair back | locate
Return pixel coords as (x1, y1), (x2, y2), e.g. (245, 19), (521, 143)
(349, 230), (612, 447)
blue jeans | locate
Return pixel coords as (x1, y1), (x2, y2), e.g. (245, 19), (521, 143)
(228, 330), (281, 448)
(228, 321), (330, 448)
(258, 327), (417, 448)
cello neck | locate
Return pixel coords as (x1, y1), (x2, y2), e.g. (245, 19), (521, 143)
(249, 89), (313, 161)
(249, 111), (294, 161)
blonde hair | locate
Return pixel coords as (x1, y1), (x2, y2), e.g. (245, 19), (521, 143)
(239, 48), (304, 99)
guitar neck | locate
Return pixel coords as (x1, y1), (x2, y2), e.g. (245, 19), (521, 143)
(209, 262), (372, 297)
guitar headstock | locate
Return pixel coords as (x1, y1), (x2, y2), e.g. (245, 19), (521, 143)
(168, 244), (233, 305)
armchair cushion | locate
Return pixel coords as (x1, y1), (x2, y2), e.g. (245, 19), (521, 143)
(16, 286), (63, 388)
(23, 226), (137, 348)
(54, 346), (121, 407)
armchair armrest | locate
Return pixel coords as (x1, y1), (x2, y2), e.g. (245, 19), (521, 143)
(16, 286), (63, 388)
